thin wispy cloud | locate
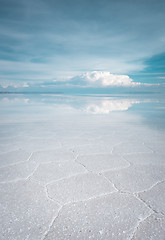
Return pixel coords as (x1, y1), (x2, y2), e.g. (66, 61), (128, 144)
(0, 81), (29, 89)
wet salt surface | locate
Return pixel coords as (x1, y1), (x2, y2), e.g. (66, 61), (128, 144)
(0, 93), (165, 239)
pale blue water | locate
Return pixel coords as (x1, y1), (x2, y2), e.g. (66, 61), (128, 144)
(0, 93), (165, 129)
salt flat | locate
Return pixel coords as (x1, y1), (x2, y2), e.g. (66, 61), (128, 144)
(0, 94), (165, 240)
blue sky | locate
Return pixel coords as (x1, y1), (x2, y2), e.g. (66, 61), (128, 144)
(0, 0), (165, 92)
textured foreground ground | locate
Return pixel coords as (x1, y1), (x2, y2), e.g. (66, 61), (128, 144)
(0, 95), (165, 239)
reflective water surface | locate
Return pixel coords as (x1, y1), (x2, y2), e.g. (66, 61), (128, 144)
(0, 93), (165, 127)
(0, 93), (165, 156)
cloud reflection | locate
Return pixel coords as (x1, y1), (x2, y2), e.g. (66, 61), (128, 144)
(0, 94), (148, 115)
(86, 99), (140, 114)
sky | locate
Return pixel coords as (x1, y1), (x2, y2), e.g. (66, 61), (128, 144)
(0, 0), (165, 92)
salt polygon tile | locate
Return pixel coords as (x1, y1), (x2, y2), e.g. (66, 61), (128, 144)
(0, 180), (60, 240)
(98, 133), (122, 145)
(103, 165), (165, 193)
(143, 134), (165, 152)
(0, 150), (31, 167)
(124, 153), (165, 166)
(0, 125), (22, 138)
(73, 144), (113, 155)
(128, 129), (158, 143)
(145, 142), (165, 155)
(139, 181), (165, 214)
(61, 136), (98, 148)
(31, 161), (87, 184)
(0, 144), (20, 154)
(0, 136), (19, 146)
(30, 149), (76, 163)
(132, 214), (165, 240)
(44, 193), (152, 240)
(113, 141), (152, 154)
(0, 161), (38, 182)
(77, 154), (129, 172)
(14, 138), (61, 152)
(47, 172), (116, 204)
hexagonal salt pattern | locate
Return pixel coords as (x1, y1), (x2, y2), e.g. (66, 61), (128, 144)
(44, 193), (152, 240)
(0, 161), (38, 183)
(76, 154), (129, 173)
(144, 141), (165, 155)
(123, 153), (165, 166)
(73, 143), (113, 155)
(47, 172), (116, 204)
(132, 214), (165, 240)
(103, 165), (165, 193)
(112, 141), (152, 154)
(0, 150), (31, 167)
(30, 149), (76, 163)
(31, 161), (87, 184)
(16, 138), (61, 152)
(139, 181), (165, 215)
(0, 180), (60, 240)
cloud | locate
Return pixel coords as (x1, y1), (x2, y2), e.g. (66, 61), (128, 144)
(0, 80), (29, 89)
(76, 71), (141, 87)
(0, 70), (160, 93)
(57, 71), (141, 88)
(37, 71), (141, 89)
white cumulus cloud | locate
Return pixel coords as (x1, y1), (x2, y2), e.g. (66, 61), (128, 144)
(70, 71), (141, 87)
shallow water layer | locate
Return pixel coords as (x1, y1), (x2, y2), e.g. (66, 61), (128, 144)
(0, 93), (165, 240)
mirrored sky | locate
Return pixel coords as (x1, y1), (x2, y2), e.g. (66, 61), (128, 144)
(0, 94), (165, 131)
